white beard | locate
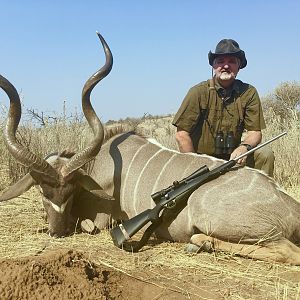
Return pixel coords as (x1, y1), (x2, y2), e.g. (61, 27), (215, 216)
(219, 72), (235, 81)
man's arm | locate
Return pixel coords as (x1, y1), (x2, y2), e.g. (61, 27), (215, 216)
(175, 127), (195, 153)
(230, 130), (262, 164)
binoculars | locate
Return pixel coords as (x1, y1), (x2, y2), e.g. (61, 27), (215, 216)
(214, 131), (236, 155)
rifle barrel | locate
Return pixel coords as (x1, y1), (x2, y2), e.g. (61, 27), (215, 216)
(234, 132), (287, 162)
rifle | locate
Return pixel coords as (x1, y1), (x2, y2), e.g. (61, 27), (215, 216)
(110, 132), (287, 251)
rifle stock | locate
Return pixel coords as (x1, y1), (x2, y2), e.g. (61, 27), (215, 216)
(111, 209), (153, 247)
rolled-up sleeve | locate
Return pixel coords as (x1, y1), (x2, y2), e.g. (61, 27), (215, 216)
(244, 88), (266, 131)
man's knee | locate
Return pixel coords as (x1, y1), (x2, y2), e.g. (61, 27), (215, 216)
(253, 146), (275, 177)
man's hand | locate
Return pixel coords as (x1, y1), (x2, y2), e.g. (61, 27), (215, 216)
(230, 145), (249, 164)
(229, 130), (262, 164)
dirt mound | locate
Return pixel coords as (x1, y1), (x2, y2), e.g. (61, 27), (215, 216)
(0, 249), (169, 300)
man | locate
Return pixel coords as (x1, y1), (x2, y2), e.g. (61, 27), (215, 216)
(172, 39), (275, 176)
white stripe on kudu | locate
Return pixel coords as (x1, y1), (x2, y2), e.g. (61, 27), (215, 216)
(151, 152), (177, 194)
(121, 142), (150, 210)
(133, 148), (165, 215)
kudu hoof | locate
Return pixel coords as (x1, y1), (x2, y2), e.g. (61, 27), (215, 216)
(185, 241), (214, 254)
(185, 243), (201, 253)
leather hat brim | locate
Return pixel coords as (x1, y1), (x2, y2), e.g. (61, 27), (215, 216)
(208, 50), (247, 69)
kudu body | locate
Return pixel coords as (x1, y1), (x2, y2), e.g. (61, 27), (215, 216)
(1, 33), (300, 265)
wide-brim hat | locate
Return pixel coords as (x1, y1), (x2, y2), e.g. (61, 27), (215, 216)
(208, 39), (247, 69)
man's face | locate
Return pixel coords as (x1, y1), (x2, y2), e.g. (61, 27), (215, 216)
(213, 55), (240, 82)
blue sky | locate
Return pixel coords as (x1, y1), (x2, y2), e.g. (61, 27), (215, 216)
(0, 1), (299, 122)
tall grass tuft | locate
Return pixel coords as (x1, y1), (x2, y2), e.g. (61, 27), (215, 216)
(262, 110), (299, 188)
(261, 81), (300, 197)
(0, 106), (93, 187)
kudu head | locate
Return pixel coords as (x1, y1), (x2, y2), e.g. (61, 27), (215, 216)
(0, 32), (113, 237)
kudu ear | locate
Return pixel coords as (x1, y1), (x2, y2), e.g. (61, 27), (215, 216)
(75, 169), (103, 191)
(0, 173), (36, 202)
(74, 169), (114, 200)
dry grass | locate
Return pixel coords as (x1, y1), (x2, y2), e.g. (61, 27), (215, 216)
(1, 108), (299, 192)
(262, 110), (300, 199)
(0, 191), (299, 297)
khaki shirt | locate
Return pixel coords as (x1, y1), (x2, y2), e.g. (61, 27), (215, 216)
(173, 79), (266, 155)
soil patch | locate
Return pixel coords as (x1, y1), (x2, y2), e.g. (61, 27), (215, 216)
(0, 249), (184, 300)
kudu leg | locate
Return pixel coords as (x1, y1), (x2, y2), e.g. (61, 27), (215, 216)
(188, 234), (300, 265)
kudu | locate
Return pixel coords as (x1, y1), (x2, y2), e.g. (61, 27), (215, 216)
(1, 33), (300, 265)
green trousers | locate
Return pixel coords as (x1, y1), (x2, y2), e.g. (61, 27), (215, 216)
(246, 145), (275, 177)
